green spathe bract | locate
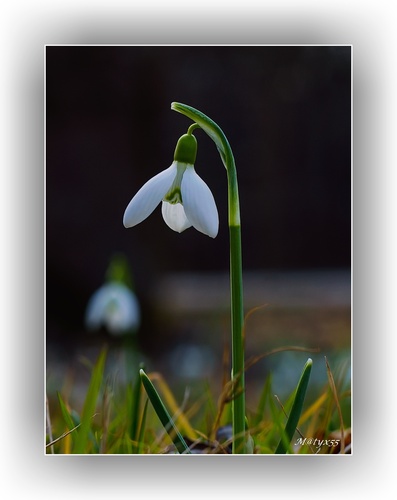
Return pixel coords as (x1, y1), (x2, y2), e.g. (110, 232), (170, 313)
(173, 133), (197, 164)
(171, 102), (240, 227)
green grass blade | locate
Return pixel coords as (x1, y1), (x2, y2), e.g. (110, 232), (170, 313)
(253, 373), (272, 428)
(57, 392), (75, 430)
(74, 348), (107, 454)
(275, 358), (313, 454)
(139, 369), (191, 454)
(129, 363), (144, 448)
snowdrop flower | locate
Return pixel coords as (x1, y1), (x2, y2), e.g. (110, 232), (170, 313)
(123, 133), (219, 238)
(85, 282), (140, 336)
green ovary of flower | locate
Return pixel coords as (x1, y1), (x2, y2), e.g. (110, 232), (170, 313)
(163, 163), (185, 204)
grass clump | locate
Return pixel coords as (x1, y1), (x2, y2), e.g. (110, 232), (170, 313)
(46, 347), (351, 455)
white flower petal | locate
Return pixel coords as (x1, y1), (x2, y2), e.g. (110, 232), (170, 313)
(123, 164), (177, 228)
(161, 201), (193, 233)
(85, 282), (140, 335)
(181, 166), (219, 238)
(85, 287), (108, 331)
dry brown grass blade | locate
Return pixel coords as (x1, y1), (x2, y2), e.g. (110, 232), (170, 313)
(211, 377), (237, 439)
(45, 423), (81, 449)
(243, 303), (271, 342)
(245, 345), (320, 372)
(148, 371), (196, 440)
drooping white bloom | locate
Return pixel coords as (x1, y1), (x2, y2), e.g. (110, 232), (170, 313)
(123, 133), (219, 238)
(85, 282), (140, 336)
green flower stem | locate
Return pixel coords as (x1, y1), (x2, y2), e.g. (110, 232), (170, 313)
(229, 224), (245, 453)
(171, 102), (246, 453)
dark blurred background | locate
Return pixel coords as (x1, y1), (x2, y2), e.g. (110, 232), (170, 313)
(46, 46), (351, 401)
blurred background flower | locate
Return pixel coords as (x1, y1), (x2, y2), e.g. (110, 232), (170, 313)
(84, 253), (140, 336)
(85, 281), (140, 335)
